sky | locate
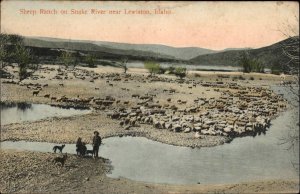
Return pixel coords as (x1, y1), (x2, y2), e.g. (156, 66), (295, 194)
(1, 1), (299, 50)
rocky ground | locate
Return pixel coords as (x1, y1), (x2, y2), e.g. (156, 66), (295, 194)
(0, 150), (299, 194)
(1, 64), (298, 193)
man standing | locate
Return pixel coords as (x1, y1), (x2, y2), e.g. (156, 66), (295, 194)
(92, 131), (102, 158)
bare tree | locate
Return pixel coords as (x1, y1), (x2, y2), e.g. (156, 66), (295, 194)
(121, 57), (128, 74)
(278, 16), (299, 172)
(280, 35), (299, 105)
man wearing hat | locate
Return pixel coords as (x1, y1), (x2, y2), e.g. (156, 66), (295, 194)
(92, 131), (102, 158)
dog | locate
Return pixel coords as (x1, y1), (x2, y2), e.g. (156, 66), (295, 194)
(53, 144), (65, 153)
(53, 153), (68, 167)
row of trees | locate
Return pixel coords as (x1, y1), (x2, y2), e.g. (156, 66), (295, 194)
(0, 33), (99, 81)
(59, 51), (97, 69)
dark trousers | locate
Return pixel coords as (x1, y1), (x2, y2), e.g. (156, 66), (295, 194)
(93, 145), (99, 157)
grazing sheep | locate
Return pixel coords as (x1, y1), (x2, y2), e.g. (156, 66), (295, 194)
(132, 94), (140, 98)
(44, 94), (50, 98)
(32, 90), (40, 96)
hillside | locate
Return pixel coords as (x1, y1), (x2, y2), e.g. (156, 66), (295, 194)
(25, 37), (218, 60)
(23, 38), (177, 62)
(190, 37), (298, 68)
(92, 42), (217, 60)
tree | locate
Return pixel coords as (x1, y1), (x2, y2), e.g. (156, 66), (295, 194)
(0, 33), (9, 68)
(281, 36), (299, 104)
(239, 52), (252, 73)
(277, 16), (299, 173)
(60, 51), (75, 68)
(239, 51), (264, 73)
(15, 44), (33, 81)
(120, 57), (128, 74)
(0, 33), (35, 81)
(144, 61), (160, 76)
(73, 51), (81, 67)
(0, 33), (24, 68)
(174, 67), (187, 79)
(85, 54), (96, 68)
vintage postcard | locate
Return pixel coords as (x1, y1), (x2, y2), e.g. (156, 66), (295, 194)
(1, 1), (299, 193)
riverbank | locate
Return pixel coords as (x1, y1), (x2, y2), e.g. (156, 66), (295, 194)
(0, 149), (298, 193)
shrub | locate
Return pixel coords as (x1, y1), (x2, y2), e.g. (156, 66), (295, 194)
(158, 67), (167, 74)
(174, 67), (187, 79)
(144, 61), (160, 75)
(167, 66), (175, 74)
(194, 73), (201, 77)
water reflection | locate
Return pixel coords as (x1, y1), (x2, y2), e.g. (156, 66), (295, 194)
(1, 103), (91, 125)
(16, 102), (32, 111)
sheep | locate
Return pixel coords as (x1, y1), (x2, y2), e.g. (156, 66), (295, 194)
(32, 90), (40, 96)
(44, 94), (50, 98)
(132, 94), (140, 98)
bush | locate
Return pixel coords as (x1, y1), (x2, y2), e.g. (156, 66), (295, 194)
(167, 66), (175, 74)
(174, 67), (187, 79)
(232, 75), (245, 80)
(144, 61), (160, 75)
(158, 67), (167, 74)
(249, 76), (255, 80)
(194, 73), (201, 78)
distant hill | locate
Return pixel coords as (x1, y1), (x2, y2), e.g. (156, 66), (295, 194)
(23, 36), (294, 68)
(23, 37), (177, 62)
(190, 37), (297, 68)
(220, 47), (252, 52)
(92, 42), (217, 60)
(25, 36), (219, 60)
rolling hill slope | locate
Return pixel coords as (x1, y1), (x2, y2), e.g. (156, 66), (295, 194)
(190, 37), (298, 68)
